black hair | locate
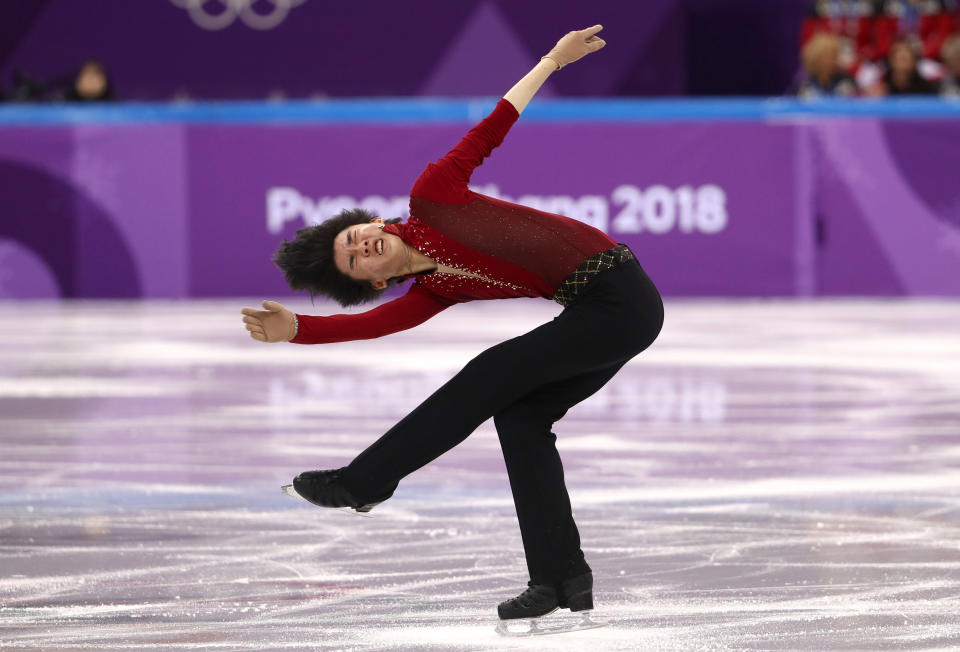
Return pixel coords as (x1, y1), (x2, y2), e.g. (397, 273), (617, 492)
(273, 208), (402, 307)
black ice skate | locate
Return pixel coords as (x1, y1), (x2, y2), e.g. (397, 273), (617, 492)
(495, 572), (607, 637)
(281, 468), (389, 517)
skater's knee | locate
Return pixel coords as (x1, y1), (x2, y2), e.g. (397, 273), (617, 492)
(494, 402), (555, 440)
(493, 407), (518, 437)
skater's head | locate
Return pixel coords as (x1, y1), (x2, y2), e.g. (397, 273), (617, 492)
(273, 208), (405, 307)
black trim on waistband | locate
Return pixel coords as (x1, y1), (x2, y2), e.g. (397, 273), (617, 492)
(553, 244), (636, 307)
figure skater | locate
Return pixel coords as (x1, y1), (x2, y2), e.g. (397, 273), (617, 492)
(241, 25), (663, 627)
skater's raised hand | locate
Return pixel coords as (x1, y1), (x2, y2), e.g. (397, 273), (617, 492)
(241, 300), (297, 343)
(542, 25), (606, 70)
(505, 24), (606, 114)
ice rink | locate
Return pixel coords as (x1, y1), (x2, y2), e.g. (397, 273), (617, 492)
(2, 298), (959, 651)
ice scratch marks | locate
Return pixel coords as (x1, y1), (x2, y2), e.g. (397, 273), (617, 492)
(2, 299), (960, 650)
(572, 471), (960, 505)
(0, 377), (190, 398)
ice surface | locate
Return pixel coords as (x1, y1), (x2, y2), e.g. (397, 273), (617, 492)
(1, 299), (960, 650)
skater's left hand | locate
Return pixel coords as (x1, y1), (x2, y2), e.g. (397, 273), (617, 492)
(542, 25), (606, 70)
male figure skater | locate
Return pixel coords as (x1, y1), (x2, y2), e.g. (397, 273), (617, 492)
(241, 25), (664, 627)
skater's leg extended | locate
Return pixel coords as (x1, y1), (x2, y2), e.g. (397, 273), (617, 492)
(341, 261), (663, 503)
(292, 318), (605, 512)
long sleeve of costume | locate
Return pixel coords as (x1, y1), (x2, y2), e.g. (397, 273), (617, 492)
(291, 283), (460, 344)
(410, 98), (520, 204)
(398, 96), (615, 297)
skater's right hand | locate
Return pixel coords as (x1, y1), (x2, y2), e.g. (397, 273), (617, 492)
(241, 300), (297, 343)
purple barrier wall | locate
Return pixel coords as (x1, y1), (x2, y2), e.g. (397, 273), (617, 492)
(1, 116), (958, 299)
(188, 122), (799, 298)
(812, 120), (960, 296)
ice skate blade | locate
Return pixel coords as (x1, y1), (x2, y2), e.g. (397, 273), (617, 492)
(280, 484), (374, 518)
(495, 610), (607, 637)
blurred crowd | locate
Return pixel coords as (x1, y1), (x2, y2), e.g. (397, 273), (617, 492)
(798, 0), (960, 97)
(4, 4), (960, 104)
(1, 60), (114, 103)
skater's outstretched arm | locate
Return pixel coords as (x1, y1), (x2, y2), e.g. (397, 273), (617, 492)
(411, 25), (605, 204)
(241, 285), (459, 344)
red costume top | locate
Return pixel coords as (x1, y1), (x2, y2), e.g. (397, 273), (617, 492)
(292, 99), (616, 345)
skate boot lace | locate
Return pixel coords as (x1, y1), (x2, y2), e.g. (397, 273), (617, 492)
(509, 584), (554, 609)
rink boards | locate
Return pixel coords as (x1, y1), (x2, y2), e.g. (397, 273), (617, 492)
(1, 99), (958, 299)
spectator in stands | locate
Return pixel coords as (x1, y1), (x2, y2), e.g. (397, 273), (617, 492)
(7, 71), (47, 102)
(868, 37), (940, 94)
(870, 0), (957, 63)
(799, 32), (858, 97)
(63, 60), (114, 102)
(801, 0), (874, 68)
(940, 35), (960, 96)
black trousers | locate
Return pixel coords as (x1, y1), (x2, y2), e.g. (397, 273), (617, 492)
(341, 258), (664, 586)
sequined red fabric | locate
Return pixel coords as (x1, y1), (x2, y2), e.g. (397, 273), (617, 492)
(292, 99), (615, 345)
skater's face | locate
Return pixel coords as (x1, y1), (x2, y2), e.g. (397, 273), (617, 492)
(333, 219), (407, 290)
